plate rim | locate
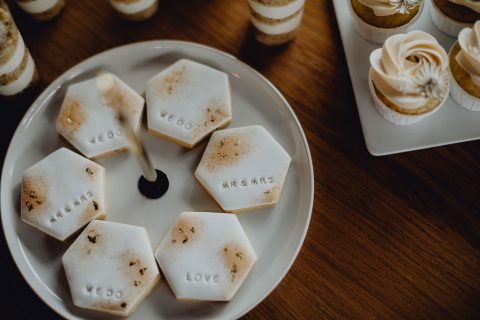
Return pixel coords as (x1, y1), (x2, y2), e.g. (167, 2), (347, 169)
(1, 40), (314, 319)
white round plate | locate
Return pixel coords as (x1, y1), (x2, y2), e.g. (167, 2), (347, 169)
(1, 41), (313, 320)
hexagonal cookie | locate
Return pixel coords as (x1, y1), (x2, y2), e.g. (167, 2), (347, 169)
(146, 59), (232, 148)
(56, 73), (145, 159)
(155, 212), (256, 301)
(62, 220), (160, 316)
(21, 148), (106, 241)
(195, 125), (291, 213)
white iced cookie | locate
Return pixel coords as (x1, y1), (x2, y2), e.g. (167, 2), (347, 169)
(56, 73), (145, 159)
(146, 59), (232, 148)
(155, 212), (257, 301)
(21, 148), (106, 241)
(62, 220), (160, 316)
(195, 125), (291, 213)
(109, 0), (159, 21)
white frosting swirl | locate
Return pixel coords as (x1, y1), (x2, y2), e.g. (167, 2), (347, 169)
(448, 0), (480, 13)
(456, 21), (480, 86)
(370, 31), (449, 110)
(358, 0), (421, 16)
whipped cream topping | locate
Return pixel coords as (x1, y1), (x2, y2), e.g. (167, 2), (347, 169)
(358, 0), (421, 16)
(16, 0), (58, 14)
(248, 0), (305, 19)
(110, 0), (156, 14)
(448, 0), (480, 13)
(370, 31), (449, 110)
(456, 21), (480, 86)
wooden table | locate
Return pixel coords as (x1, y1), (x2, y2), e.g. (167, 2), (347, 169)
(1, 0), (479, 319)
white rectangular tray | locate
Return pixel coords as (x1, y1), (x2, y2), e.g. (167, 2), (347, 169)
(332, 0), (480, 156)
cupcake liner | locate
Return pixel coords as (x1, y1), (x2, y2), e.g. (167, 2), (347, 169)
(449, 68), (480, 111)
(430, 0), (471, 37)
(368, 69), (449, 125)
(448, 43), (480, 111)
(349, 1), (424, 44)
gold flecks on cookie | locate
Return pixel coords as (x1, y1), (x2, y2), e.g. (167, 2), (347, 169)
(81, 228), (102, 256)
(192, 98), (230, 139)
(100, 80), (140, 117)
(119, 250), (150, 289)
(57, 97), (86, 139)
(92, 300), (129, 312)
(85, 166), (97, 177)
(221, 243), (252, 283)
(263, 186), (281, 203)
(79, 198), (101, 225)
(202, 133), (250, 173)
(21, 175), (47, 218)
(169, 216), (201, 245)
(154, 65), (188, 96)
(87, 230), (99, 244)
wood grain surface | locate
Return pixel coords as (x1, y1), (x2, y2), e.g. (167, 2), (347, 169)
(1, 0), (479, 319)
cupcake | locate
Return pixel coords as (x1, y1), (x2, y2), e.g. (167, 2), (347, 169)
(349, 0), (424, 44)
(449, 21), (480, 111)
(16, 0), (67, 20)
(430, 0), (480, 37)
(369, 31), (450, 125)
